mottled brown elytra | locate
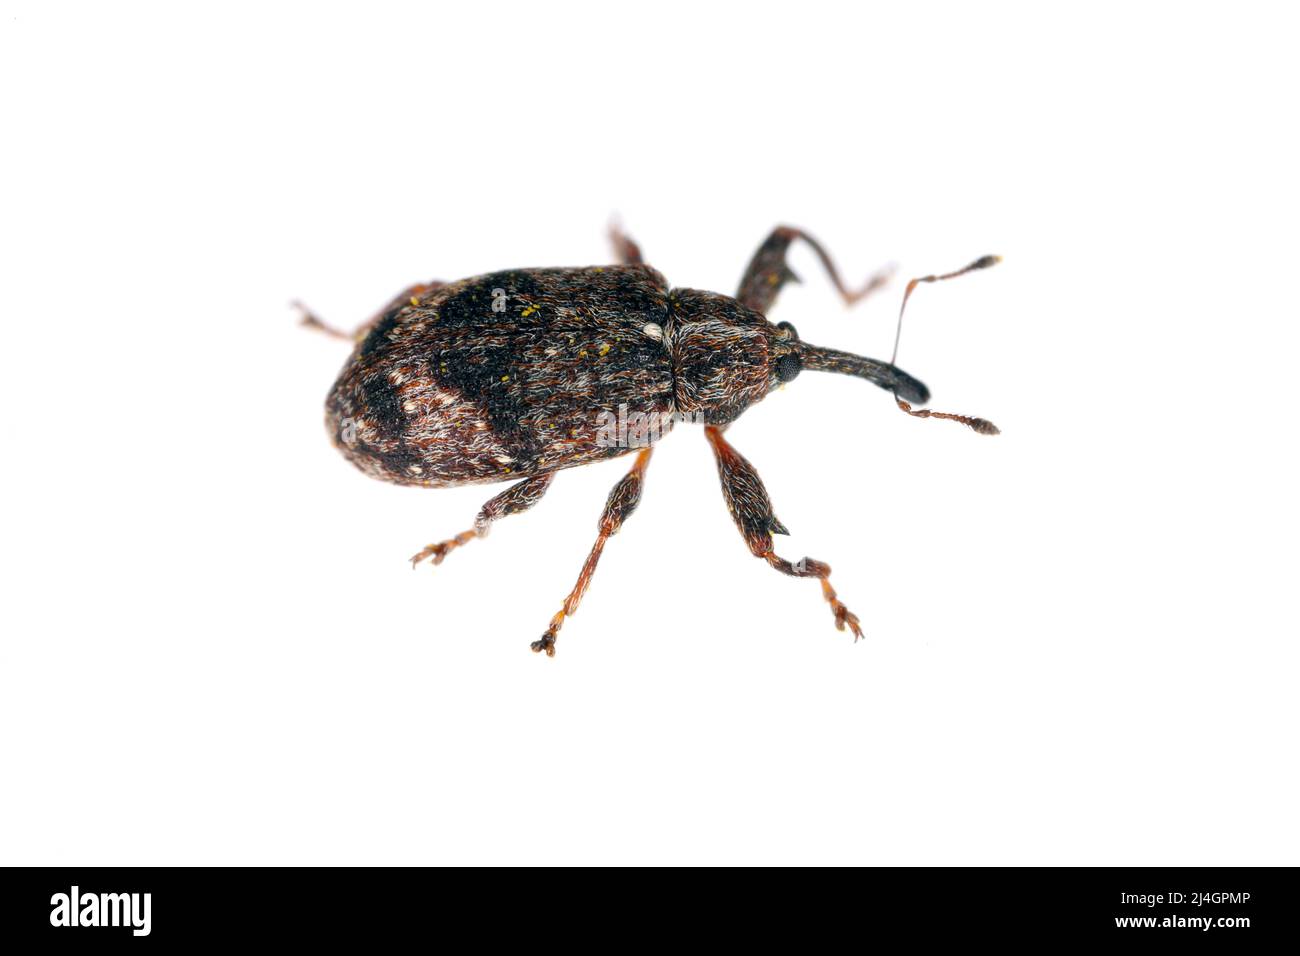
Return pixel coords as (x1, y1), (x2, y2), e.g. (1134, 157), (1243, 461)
(302, 225), (1000, 656)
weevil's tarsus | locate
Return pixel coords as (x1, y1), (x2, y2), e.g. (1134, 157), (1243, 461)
(409, 529), (477, 567)
(705, 426), (863, 640)
(895, 399), (1000, 435)
(737, 225), (893, 315)
(531, 448), (653, 657)
(890, 254), (1001, 366)
(799, 342), (930, 405)
(410, 473), (554, 568)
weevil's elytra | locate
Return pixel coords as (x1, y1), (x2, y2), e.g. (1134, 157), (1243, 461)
(326, 266), (677, 487)
(306, 224), (1000, 656)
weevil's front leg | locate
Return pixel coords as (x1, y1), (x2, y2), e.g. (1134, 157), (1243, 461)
(608, 221), (645, 265)
(410, 473), (554, 568)
(704, 426), (862, 639)
(531, 448), (653, 657)
(295, 281), (445, 341)
(736, 225), (892, 315)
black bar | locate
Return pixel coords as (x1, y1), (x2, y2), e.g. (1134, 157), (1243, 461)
(1, 867), (1294, 945)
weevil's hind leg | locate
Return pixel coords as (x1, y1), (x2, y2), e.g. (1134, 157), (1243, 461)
(736, 225), (892, 315)
(411, 473), (554, 568)
(531, 448), (653, 657)
(608, 220), (645, 265)
(704, 426), (863, 639)
(294, 306), (353, 340)
(295, 280), (445, 342)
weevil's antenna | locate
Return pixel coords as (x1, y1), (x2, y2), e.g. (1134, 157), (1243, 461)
(895, 399), (1000, 435)
(890, 254), (1001, 366)
(887, 254), (1002, 435)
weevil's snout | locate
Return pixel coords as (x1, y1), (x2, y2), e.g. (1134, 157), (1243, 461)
(885, 367), (930, 405)
(798, 336), (1001, 437)
(797, 340), (931, 405)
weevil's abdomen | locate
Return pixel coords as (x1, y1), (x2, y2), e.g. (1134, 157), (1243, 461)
(325, 266), (676, 487)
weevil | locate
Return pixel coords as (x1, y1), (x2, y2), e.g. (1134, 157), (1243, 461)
(302, 225), (999, 656)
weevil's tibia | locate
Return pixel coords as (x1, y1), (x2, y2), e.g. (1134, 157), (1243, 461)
(705, 426), (863, 640)
(410, 473), (555, 568)
(531, 447), (653, 657)
(295, 281), (446, 343)
(737, 225), (893, 315)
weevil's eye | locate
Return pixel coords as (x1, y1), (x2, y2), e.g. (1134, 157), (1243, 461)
(776, 353), (802, 383)
(776, 321), (799, 341)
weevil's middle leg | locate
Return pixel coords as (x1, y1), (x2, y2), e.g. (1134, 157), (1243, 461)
(410, 473), (554, 568)
(704, 426), (863, 639)
(296, 280), (445, 342)
(531, 448), (653, 657)
(737, 225), (892, 315)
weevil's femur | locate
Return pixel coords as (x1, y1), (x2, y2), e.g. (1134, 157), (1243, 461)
(798, 343), (930, 404)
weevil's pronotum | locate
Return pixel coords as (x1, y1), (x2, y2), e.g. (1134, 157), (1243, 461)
(303, 225), (1000, 656)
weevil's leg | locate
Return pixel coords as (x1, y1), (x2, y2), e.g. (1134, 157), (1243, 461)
(704, 425), (863, 639)
(294, 306), (353, 340)
(295, 281), (445, 342)
(608, 221), (645, 265)
(736, 225), (892, 315)
(531, 448), (653, 657)
(410, 473), (554, 568)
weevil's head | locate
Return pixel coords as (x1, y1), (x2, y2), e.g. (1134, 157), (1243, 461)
(668, 289), (929, 425)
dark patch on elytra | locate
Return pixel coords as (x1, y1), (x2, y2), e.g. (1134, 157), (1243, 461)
(360, 370), (407, 442)
(436, 340), (538, 466)
(359, 306), (403, 358)
(365, 441), (425, 476)
(437, 270), (545, 328)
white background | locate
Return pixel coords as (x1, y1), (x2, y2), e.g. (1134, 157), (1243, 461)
(2, 2), (1296, 865)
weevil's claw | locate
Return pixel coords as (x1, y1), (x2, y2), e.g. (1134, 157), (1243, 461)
(819, 577), (863, 641)
(530, 632), (557, 657)
(409, 544), (448, 568)
(410, 530), (478, 569)
(837, 606), (864, 641)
